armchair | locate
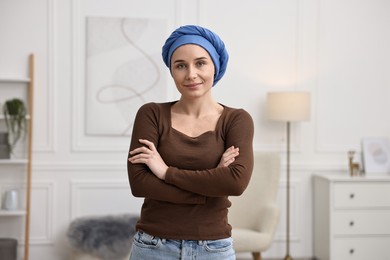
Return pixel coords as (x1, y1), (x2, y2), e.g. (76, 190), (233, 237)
(228, 152), (281, 260)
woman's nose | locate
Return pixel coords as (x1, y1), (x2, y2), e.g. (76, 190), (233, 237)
(186, 66), (197, 79)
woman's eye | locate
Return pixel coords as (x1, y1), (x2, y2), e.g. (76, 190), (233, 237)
(176, 64), (186, 69)
(196, 61), (206, 67)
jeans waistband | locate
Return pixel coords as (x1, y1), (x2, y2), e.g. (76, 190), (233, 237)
(137, 230), (211, 245)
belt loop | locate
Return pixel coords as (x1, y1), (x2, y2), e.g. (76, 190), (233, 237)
(162, 238), (166, 244)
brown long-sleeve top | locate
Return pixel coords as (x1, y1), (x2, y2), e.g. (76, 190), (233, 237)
(127, 101), (254, 240)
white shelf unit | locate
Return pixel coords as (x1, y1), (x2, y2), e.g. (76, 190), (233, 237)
(0, 54), (34, 260)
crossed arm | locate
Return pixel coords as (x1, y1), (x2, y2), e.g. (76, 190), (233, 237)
(127, 139), (239, 204)
(129, 139), (239, 180)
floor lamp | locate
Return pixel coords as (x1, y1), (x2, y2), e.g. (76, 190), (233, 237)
(266, 92), (310, 260)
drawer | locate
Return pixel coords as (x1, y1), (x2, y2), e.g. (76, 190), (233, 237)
(333, 210), (390, 235)
(333, 236), (390, 260)
(334, 182), (390, 208)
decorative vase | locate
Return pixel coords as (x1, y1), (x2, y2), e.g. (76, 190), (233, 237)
(3, 189), (18, 210)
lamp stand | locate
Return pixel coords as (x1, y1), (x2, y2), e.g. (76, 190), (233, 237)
(284, 121), (292, 260)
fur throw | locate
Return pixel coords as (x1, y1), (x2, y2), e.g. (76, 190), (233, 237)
(67, 214), (139, 260)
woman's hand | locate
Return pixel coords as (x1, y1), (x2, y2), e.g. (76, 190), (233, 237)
(128, 139), (168, 180)
(218, 146), (239, 167)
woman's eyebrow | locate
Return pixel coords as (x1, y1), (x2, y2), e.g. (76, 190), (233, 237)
(195, 57), (208, 61)
(173, 57), (208, 64)
(173, 59), (185, 64)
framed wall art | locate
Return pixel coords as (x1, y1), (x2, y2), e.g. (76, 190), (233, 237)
(85, 17), (167, 136)
(361, 138), (390, 174)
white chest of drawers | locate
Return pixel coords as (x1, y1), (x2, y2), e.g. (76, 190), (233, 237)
(313, 175), (390, 260)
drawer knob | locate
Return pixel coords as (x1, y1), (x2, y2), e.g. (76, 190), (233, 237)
(350, 249), (354, 254)
(350, 193), (355, 199)
(349, 221), (354, 226)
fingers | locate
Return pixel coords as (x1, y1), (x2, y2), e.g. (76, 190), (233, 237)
(138, 139), (156, 151)
(225, 146), (239, 159)
(129, 139), (156, 155)
(128, 139), (156, 164)
(221, 157), (235, 167)
(218, 146), (239, 167)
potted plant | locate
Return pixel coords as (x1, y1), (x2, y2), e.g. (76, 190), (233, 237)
(2, 98), (27, 156)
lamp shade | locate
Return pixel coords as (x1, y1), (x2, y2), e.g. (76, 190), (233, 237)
(266, 92), (310, 122)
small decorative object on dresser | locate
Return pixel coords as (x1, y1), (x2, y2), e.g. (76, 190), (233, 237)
(348, 150), (361, 177)
(361, 138), (390, 174)
(314, 174), (390, 260)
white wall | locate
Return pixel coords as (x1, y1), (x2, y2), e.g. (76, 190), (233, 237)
(1, 0), (390, 259)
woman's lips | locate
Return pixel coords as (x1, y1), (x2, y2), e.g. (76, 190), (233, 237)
(184, 83), (201, 88)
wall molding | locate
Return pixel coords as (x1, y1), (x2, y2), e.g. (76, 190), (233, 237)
(313, 0), (390, 154)
(32, 160), (348, 172)
(35, 0), (57, 153)
(0, 181), (54, 245)
(30, 181), (55, 245)
(274, 179), (301, 242)
(70, 180), (130, 219)
(33, 162), (126, 171)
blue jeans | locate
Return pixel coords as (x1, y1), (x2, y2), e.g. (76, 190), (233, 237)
(130, 231), (236, 260)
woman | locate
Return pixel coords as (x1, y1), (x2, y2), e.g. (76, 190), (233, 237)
(127, 25), (254, 260)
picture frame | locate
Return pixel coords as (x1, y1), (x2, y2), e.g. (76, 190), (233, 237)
(362, 138), (390, 174)
(85, 17), (167, 137)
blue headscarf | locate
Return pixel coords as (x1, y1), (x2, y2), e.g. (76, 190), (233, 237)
(162, 25), (229, 86)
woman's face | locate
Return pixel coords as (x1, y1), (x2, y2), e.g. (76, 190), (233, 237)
(170, 44), (215, 99)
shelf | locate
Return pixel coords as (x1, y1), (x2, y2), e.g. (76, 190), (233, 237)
(0, 159), (28, 165)
(0, 115), (31, 120)
(0, 210), (26, 216)
(0, 77), (31, 83)
(0, 54), (34, 260)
